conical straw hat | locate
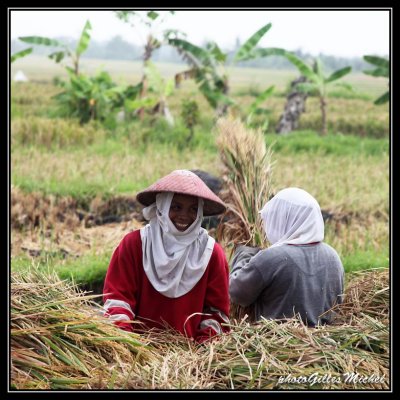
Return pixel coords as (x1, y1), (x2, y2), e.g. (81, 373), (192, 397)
(136, 170), (226, 216)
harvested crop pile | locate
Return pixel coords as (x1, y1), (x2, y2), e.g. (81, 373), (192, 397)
(10, 267), (389, 390)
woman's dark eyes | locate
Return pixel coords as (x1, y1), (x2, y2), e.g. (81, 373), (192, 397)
(170, 204), (197, 213)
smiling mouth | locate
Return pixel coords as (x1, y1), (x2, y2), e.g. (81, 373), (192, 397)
(175, 222), (190, 230)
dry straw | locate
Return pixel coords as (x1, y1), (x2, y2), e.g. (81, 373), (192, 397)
(215, 117), (274, 321)
(10, 267), (389, 390)
(10, 267), (156, 390)
(105, 268), (389, 390)
(331, 267), (390, 324)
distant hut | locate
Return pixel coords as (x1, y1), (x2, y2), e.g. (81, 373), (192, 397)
(14, 70), (29, 82)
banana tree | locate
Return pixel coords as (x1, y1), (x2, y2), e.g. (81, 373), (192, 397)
(254, 48), (352, 135)
(363, 55), (389, 105)
(115, 11), (178, 119)
(54, 69), (121, 124)
(246, 85), (275, 133)
(18, 20), (92, 75)
(181, 99), (200, 144)
(10, 47), (33, 63)
(142, 61), (176, 125)
(17, 20), (135, 124)
(168, 23), (273, 117)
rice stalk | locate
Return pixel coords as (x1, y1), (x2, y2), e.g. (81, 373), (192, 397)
(333, 268), (389, 323)
(123, 267), (389, 390)
(10, 259), (389, 390)
(10, 267), (156, 390)
(215, 116), (274, 322)
(133, 311), (388, 390)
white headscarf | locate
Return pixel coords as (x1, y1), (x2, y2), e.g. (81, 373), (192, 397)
(140, 192), (215, 298)
(259, 187), (324, 248)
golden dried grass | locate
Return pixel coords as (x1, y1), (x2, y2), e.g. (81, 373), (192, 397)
(11, 268), (155, 390)
(215, 117), (274, 249)
(215, 117), (275, 322)
(10, 268), (389, 390)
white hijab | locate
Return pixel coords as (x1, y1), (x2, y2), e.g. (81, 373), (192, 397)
(260, 187), (324, 248)
(140, 192), (215, 298)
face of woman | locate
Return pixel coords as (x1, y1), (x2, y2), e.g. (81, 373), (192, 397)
(169, 194), (199, 231)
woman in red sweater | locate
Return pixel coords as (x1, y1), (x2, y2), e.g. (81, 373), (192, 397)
(103, 170), (230, 343)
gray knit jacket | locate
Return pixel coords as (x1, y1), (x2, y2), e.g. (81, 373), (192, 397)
(229, 243), (344, 326)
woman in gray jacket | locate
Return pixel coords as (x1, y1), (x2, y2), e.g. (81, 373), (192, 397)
(229, 187), (344, 326)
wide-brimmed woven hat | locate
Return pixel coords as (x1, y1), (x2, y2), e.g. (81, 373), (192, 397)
(136, 170), (226, 216)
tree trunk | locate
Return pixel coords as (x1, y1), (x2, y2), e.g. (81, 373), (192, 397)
(186, 127), (194, 144)
(320, 96), (327, 135)
(137, 78), (147, 120)
(138, 37), (154, 120)
(275, 76), (308, 134)
(215, 78), (230, 118)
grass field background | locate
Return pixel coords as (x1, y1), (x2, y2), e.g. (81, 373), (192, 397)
(10, 55), (390, 288)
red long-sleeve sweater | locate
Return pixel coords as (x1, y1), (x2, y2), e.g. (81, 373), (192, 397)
(103, 230), (230, 343)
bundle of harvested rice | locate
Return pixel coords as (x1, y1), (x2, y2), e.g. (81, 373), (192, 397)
(331, 267), (389, 324)
(215, 117), (274, 321)
(121, 269), (389, 390)
(10, 267), (389, 390)
(127, 313), (388, 390)
(10, 267), (156, 390)
(215, 117), (274, 248)
(201, 314), (388, 390)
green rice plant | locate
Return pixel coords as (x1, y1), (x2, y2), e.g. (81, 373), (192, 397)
(264, 131), (389, 157)
(340, 251), (389, 273)
(55, 251), (111, 289)
(11, 140), (221, 201)
(324, 217), (389, 273)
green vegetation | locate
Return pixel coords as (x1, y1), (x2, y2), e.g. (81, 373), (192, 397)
(180, 99), (200, 144)
(19, 20), (93, 74)
(169, 22), (274, 117)
(17, 24), (148, 126)
(341, 250), (389, 273)
(253, 48), (353, 135)
(12, 252), (111, 294)
(265, 131), (388, 157)
(363, 55), (389, 105)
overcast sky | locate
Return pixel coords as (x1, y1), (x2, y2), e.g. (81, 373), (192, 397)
(9, 8), (390, 58)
